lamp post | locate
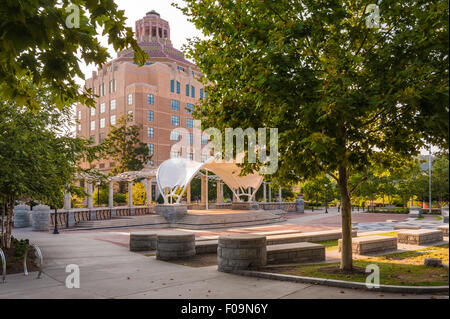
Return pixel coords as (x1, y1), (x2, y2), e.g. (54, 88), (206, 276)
(325, 183), (328, 214)
(53, 208), (59, 235)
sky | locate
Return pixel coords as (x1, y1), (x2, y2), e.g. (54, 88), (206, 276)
(77, 0), (204, 85)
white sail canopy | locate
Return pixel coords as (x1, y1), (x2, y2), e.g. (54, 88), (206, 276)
(156, 157), (263, 204)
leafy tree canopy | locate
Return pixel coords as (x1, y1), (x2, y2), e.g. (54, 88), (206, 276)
(0, 0), (147, 112)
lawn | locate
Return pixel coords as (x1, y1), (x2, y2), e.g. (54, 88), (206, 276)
(317, 231), (399, 251)
(263, 244), (449, 286)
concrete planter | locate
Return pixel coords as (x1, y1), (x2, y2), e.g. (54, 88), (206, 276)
(408, 206), (422, 218)
(13, 205), (32, 228)
(32, 205), (50, 231)
(441, 207), (449, 223)
(155, 204), (187, 222)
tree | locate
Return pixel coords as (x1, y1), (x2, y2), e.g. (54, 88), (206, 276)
(103, 114), (152, 175)
(0, 94), (101, 248)
(178, 0), (449, 270)
(0, 0), (147, 112)
(431, 155), (449, 207)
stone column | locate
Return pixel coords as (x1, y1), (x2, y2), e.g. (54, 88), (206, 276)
(64, 190), (71, 210)
(279, 188), (282, 202)
(14, 205), (31, 228)
(187, 183), (191, 204)
(216, 181), (223, 204)
(205, 171), (209, 210)
(268, 186), (272, 203)
(201, 175), (207, 204)
(108, 181), (114, 208)
(128, 181), (133, 208)
(87, 182), (93, 209)
(146, 178), (152, 206)
(32, 205), (50, 231)
(263, 182), (267, 204)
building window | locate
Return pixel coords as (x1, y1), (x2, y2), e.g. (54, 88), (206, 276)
(99, 133), (106, 143)
(189, 133), (194, 144)
(186, 103), (194, 113)
(100, 103), (106, 113)
(127, 93), (133, 105)
(77, 125), (81, 133)
(188, 153), (193, 160)
(200, 88), (204, 100)
(77, 110), (81, 120)
(186, 84), (189, 97)
(186, 118), (194, 128)
(147, 110), (154, 122)
(171, 99), (180, 111)
(147, 94), (154, 105)
(90, 120), (95, 131)
(171, 115), (180, 126)
(170, 80), (174, 93)
(147, 127), (154, 138)
(201, 135), (208, 145)
(170, 151), (180, 158)
(109, 79), (116, 93)
(93, 87), (96, 95)
(170, 130), (180, 141)
(110, 115), (116, 125)
(148, 144), (154, 155)
(176, 81), (180, 94)
(99, 163), (105, 169)
(110, 99), (116, 110)
(148, 160), (154, 166)
(90, 107), (95, 116)
(89, 135), (95, 143)
(191, 85), (195, 98)
(100, 118), (105, 128)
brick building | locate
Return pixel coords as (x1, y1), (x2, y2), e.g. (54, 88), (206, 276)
(76, 10), (205, 173)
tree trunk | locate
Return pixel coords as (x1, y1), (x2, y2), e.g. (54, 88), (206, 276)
(5, 195), (15, 249)
(338, 166), (353, 271)
(1, 200), (5, 248)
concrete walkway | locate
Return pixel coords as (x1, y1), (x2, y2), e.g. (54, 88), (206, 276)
(0, 227), (446, 299)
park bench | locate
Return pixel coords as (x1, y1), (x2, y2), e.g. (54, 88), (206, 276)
(397, 229), (444, 245)
(266, 242), (325, 265)
(338, 235), (397, 255)
(437, 225), (448, 237)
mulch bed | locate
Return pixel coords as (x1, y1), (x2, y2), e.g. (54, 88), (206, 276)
(1, 243), (39, 275)
(315, 266), (367, 276)
(163, 253), (218, 268)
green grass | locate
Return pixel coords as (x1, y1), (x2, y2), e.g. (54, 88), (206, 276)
(144, 253), (156, 257)
(416, 216), (424, 220)
(436, 216), (443, 221)
(316, 239), (339, 250)
(264, 244), (449, 286)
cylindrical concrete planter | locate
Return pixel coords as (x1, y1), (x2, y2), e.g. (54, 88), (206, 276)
(13, 205), (31, 228)
(218, 234), (267, 273)
(156, 231), (195, 260)
(32, 205), (50, 231)
(130, 233), (157, 252)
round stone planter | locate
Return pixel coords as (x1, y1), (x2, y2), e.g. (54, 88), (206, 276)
(156, 231), (195, 260)
(14, 205), (31, 228)
(32, 205), (51, 231)
(129, 233), (157, 252)
(218, 234), (267, 272)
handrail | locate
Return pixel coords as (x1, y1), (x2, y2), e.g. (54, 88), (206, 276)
(0, 248), (5, 283)
(23, 244), (43, 279)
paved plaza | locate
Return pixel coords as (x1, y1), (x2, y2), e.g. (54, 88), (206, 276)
(1, 211), (448, 299)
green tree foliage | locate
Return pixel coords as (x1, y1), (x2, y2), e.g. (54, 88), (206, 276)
(0, 0), (147, 112)
(103, 114), (152, 175)
(302, 175), (339, 205)
(0, 95), (102, 248)
(178, 0), (449, 270)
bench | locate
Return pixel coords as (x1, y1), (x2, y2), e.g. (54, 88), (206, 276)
(437, 225), (448, 237)
(266, 229), (358, 245)
(339, 236), (397, 255)
(195, 229), (357, 254)
(397, 229), (444, 245)
(266, 242), (325, 265)
(393, 225), (421, 230)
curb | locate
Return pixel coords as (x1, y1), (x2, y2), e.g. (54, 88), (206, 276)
(231, 270), (449, 294)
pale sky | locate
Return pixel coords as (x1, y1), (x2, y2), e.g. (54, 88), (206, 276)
(77, 0), (204, 85)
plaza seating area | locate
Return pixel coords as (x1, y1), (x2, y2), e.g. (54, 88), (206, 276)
(129, 225), (448, 270)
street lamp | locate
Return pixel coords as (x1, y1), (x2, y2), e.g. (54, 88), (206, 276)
(325, 183), (328, 214)
(53, 207), (59, 235)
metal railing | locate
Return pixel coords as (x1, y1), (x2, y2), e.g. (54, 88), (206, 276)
(23, 244), (43, 279)
(0, 248), (5, 283)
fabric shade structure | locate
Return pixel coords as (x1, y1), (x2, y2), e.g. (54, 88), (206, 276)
(156, 157), (263, 204)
